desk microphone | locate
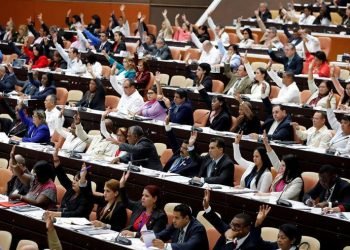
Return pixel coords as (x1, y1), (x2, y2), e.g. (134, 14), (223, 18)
(276, 185), (292, 207)
(127, 158), (149, 172)
(326, 136), (349, 155)
(70, 137), (89, 159)
(115, 226), (132, 245)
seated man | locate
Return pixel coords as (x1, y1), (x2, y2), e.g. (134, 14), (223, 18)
(202, 189), (270, 250)
(7, 151), (30, 196)
(0, 100), (28, 137)
(109, 78), (144, 115)
(153, 204), (209, 250)
(327, 97), (350, 154)
(197, 40), (221, 66)
(223, 64), (252, 95)
(111, 125), (162, 171)
(267, 70), (301, 104)
(82, 30), (112, 53)
(45, 94), (63, 136)
(74, 113), (118, 158)
(0, 64), (17, 93)
(267, 43), (303, 75)
(150, 38), (173, 60)
(303, 164), (350, 208)
(163, 116), (198, 177)
(292, 111), (332, 149)
(187, 131), (234, 186)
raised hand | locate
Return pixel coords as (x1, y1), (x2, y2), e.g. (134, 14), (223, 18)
(120, 4), (125, 12)
(234, 131), (243, 144)
(182, 14), (187, 22)
(155, 71), (161, 83)
(137, 11), (142, 19)
(119, 171), (130, 188)
(67, 9), (71, 17)
(188, 131), (198, 147)
(162, 9), (168, 17)
(237, 16), (243, 23)
(254, 9), (260, 17)
(165, 115), (170, 125)
(27, 16), (32, 25)
(175, 13), (180, 19)
(73, 112), (81, 125)
(80, 162), (88, 182)
(308, 60), (315, 71)
(330, 64), (335, 78)
(255, 204), (271, 227)
(52, 148), (60, 168)
(203, 188), (211, 210)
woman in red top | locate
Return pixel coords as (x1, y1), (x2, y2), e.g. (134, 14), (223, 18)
(134, 58), (151, 90)
(303, 50), (330, 77)
(23, 43), (49, 69)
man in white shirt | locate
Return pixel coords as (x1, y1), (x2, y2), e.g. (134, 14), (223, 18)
(207, 16), (229, 46)
(300, 29), (321, 54)
(267, 70), (301, 104)
(198, 41), (221, 66)
(290, 5), (316, 25)
(292, 111), (332, 149)
(109, 78), (144, 115)
(44, 94), (63, 136)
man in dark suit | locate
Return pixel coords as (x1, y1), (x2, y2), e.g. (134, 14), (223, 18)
(153, 204), (209, 250)
(0, 64), (17, 93)
(83, 30), (112, 53)
(150, 38), (173, 60)
(268, 43), (303, 75)
(202, 189), (270, 250)
(168, 88), (193, 125)
(188, 132), (234, 186)
(112, 125), (163, 171)
(303, 164), (350, 208)
(163, 118), (198, 177)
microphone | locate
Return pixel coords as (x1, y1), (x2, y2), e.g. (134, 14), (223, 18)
(114, 226), (132, 245)
(127, 158), (149, 172)
(70, 137), (89, 159)
(276, 185), (292, 207)
(326, 136), (349, 155)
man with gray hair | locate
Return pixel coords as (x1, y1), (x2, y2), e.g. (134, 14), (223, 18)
(44, 94), (63, 136)
(111, 125), (162, 170)
(7, 145), (30, 196)
(150, 38), (172, 60)
(0, 64), (17, 93)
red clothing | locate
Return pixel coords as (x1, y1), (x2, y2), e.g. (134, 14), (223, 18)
(173, 28), (191, 42)
(302, 52), (330, 77)
(134, 71), (151, 89)
(23, 46), (49, 69)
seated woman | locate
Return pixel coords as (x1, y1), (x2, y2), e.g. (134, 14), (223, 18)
(134, 58), (151, 90)
(111, 31), (127, 54)
(28, 73), (56, 100)
(313, 3), (332, 26)
(244, 56), (271, 99)
(158, 9), (173, 40)
(119, 172), (167, 237)
(306, 60), (336, 108)
(76, 78), (105, 111)
(263, 224), (302, 250)
(137, 80), (167, 121)
(23, 43), (49, 69)
(49, 51), (67, 71)
(233, 132), (272, 192)
(303, 50), (330, 77)
(45, 152), (93, 218)
(15, 24), (34, 44)
(230, 101), (261, 134)
(330, 65), (350, 110)
(16, 103), (50, 143)
(198, 86), (232, 131)
(257, 132), (304, 201)
(236, 17), (255, 48)
(103, 53), (136, 84)
(9, 147), (57, 209)
(218, 42), (241, 71)
(83, 53), (102, 79)
(190, 63), (213, 92)
(173, 14), (191, 42)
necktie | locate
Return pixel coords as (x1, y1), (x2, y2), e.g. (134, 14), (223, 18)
(324, 189), (330, 201)
(207, 160), (216, 178)
(177, 229), (185, 243)
(233, 238), (238, 249)
(169, 157), (184, 172)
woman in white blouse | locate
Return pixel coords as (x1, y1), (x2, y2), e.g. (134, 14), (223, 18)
(256, 132), (304, 201)
(243, 57), (271, 99)
(233, 132), (272, 192)
(235, 17), (255, 49)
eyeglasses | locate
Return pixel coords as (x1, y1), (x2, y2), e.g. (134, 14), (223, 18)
(137, 65), (143, 67)
(116, 134), (125, 137)
(147, 92), (155, 95)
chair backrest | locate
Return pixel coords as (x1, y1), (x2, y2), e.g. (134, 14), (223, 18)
(56, 87), (69, 105)
(0, 158), (8, 169)
(0, 114), (13, 122)
(146, 24), (158, 36)
(206, 228), (221, 250)
(251, 62), (267, 71)
(196, 210), (221, 230)
(343, 246), (350, 250)
(252, 33), (259, 44)
(234, 164), (246, 186)
(334, 93), (341, 107)
(154, 142), (167, 156)
(228, 33), (239, 44)
(269, 86), (280, 99)
(125, 42), (137, 55)
(55, 184), (67, 206)
(230, 116), (237, 132)
(0, 231), (12, 250)
(339, 69), (350, 81)
(105, 95), (120, 109)
(164, 202), (181, 214)
(330, 12), (342, 25)
(158, 73), (170, 85)
(300, 235), (320, 250)
(169, 75), (187, 87)
(166, 212), (174, 225)
(270, 10), (279, 19)
(271, 63), (284, 72)
(318, 37), (332, 58)
(2, 53), (18, 64)
(67, 90), (83, 105)
(0, 168), (12, 195)
(193, 109), (210, 127)
(169, 47), (182, 60)
(101, 65), (111, 79)
(212, 80), (224, 93)
(300, 90), (312, 104)
(301, 172), (319, 193)
(185, 78), (194, 87)
(277, 33), (289, 45)
(183, 48), (202, 61)
(160, 149), (174, 167)
(16, 240), (39, 250)
(261, 227), (279, 242)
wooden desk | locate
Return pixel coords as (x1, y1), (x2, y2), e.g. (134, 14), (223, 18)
(0, 142), (349, 250)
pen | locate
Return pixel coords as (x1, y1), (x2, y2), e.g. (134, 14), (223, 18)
(80, 165), (92, 173)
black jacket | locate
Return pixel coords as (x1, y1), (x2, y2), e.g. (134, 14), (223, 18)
(119, 137), (163, 171)
(268, 50), (303, 75)
(0, 73), (17, 93)
(120, 187), (167, 237)
(76, 79), (105, 111)
(150, 45), (173, 60)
